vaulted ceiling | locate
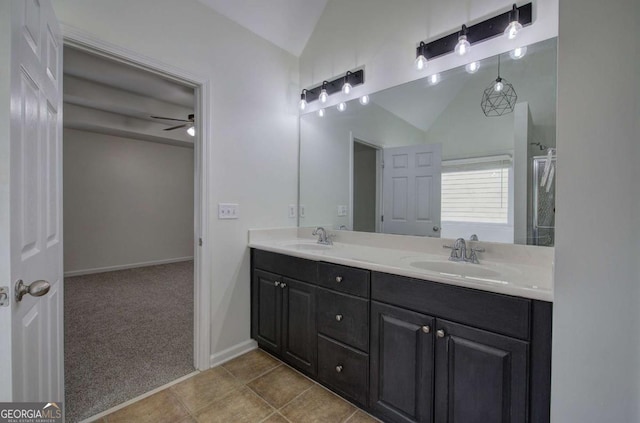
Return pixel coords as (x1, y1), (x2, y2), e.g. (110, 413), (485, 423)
(195, 0), (329, 56)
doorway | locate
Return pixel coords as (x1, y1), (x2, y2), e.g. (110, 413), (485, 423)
(350, 137), (382, 233)
(61, 41), (208, 422)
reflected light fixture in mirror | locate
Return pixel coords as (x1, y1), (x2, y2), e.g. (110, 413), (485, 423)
(317, 108), (325, 117)
(337, 102), (347, 112)
(187, 126), (195, 137)
(465, 61), (480, 74)
(428, 73), (441, 85)
(510, 46), (527, 60)
(360, 95), (370, 105)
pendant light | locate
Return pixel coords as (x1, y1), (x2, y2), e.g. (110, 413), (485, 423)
(415, 41), (428, 70)
(481, 55), (517, 117)
(504, 4), (523, 40)
(454, 25), (470, 56)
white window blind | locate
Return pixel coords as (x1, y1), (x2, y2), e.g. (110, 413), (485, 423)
(441, 155), (511, 224)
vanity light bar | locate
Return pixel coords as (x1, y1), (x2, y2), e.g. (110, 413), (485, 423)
(416, 3), (532, 62)
(302, 69), (365, 104)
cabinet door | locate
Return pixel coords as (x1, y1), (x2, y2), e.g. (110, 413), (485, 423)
(282, 278), (317, 376)
(252, 269), (282, 355)
(434, 319), (529, 423)
(370, 301), (435, 423)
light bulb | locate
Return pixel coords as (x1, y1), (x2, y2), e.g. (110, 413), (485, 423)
(298, 98), (307, 111)
(337, 102), (347, 112)
(505, 20), (523, 40)
(318, 108), (325, 117)
(455, 35), (470, 56)
(509, 46), (527, 60)
(359, 95), (369, 105)
(428, 73), (440, 85)
(187, 126), (195, 137)
(465, 61), (480, 74)
(319, 88), (328, 103)
(415, 54), (428, 71)
(494, 80), (504, 92)
(342, 82), (352, 95)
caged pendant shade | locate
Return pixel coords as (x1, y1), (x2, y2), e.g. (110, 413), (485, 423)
(481, 55), (517, 117)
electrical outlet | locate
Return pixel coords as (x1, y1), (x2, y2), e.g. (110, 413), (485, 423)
(218, 203), (239, 219)
(337, 205), (348, 216)
(288, 204), (297, 218)
(299, 205), (305, 218)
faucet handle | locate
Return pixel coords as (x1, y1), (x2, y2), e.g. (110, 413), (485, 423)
(470, 247), (485, 253)
(443, 244), (454, 250)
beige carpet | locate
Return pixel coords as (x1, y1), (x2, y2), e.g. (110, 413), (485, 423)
(64, 261), (195, 422)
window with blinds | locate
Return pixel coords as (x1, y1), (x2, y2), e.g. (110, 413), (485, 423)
(441, 156), (511, 224)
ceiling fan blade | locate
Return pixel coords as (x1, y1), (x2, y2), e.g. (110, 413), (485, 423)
(150, 116), (191, 122)
(163, 124), (187, 131)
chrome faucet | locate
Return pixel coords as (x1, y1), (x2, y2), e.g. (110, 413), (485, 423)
(444, 238), (485, 264)
(312, 227), (334, 245)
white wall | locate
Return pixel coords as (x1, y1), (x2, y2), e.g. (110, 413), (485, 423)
(551, 0), (640, 421)
(52, 0), (300, 356)
(63, 128), (194, 274)
(300, 0), (558, 111)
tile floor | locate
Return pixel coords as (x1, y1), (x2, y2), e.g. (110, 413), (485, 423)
(94, 349), (380, 423)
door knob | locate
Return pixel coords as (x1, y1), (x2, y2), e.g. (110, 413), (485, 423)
(280, 283), (287, 289)
(15, 280), (50, 302)
(436, 329), (446, 338)
(336, 365), (343, 373)
(335, 276), (343, 283)
(335, 314), (343, 322)
(421, 325), (430, 334)
(433, 226), (440, 232)
(274, 281), (280, 287)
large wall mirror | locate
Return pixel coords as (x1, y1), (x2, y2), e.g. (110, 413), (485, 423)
(300, 38), (557, 246)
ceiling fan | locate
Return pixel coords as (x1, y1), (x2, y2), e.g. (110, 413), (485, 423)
(150, 113), (195, 136)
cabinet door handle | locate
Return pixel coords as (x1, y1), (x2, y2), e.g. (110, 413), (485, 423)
(280, 283), (287, 289)
(336, 365), (343, 373)
(335, 314), (343, 322)
(421, 325), (430, 334)
(335, 276), (343, 283)
(274, 281), (280, 287)
(436, 329), (446, 338)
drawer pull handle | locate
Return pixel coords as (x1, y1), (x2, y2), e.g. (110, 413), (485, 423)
(335, 314), (343, 322)
(436, 329), (446, 338)
(421, 325), (430, 334)
(274, 281), (280, 287)
(336, 365), (343, 373)
(335, 276), (343, 283)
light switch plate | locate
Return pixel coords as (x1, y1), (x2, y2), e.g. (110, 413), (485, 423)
(288, 204), (297, 218)
(218, 203), (239, 219)
(337, 205), (348, 217)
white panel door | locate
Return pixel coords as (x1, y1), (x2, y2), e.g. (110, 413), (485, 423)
(382, 144), (442, 236)
(0, 0), (63, 402)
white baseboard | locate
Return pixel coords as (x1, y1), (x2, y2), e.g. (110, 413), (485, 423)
(64, 256), (194, 277)
(210, 339), (258, 368)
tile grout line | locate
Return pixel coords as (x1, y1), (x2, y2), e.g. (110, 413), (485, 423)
(235, 362), (283, 385)
(274, 384), (315, 414)
(343, 410), (359, 423)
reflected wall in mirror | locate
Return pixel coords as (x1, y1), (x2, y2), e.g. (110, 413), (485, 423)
(300, 38), (557, 246)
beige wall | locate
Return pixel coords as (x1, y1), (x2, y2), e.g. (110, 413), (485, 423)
(63, 128), (194, 274)
(53, 0), (300, 357)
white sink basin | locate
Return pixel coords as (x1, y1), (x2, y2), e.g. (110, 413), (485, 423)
(408, 260), (500, 279)
(280, 241), (333, 251)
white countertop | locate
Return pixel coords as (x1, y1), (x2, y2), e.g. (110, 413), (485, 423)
(248, 228), (554, 302)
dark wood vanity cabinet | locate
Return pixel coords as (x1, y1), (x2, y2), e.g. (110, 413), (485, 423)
(250, 249), (552, 423)
(251, 250), (318, 376)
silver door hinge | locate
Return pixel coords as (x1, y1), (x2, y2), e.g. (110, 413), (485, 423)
(0, 287), (9, 307)
(199, 238), (203, 247)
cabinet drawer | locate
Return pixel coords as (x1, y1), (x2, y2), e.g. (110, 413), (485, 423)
(317, 288), (369, 352)
(252, 249), (317, 284)
(318, 262), (370, 297)
(372, 272), (531, 340)
(318, 335), (369, 406)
